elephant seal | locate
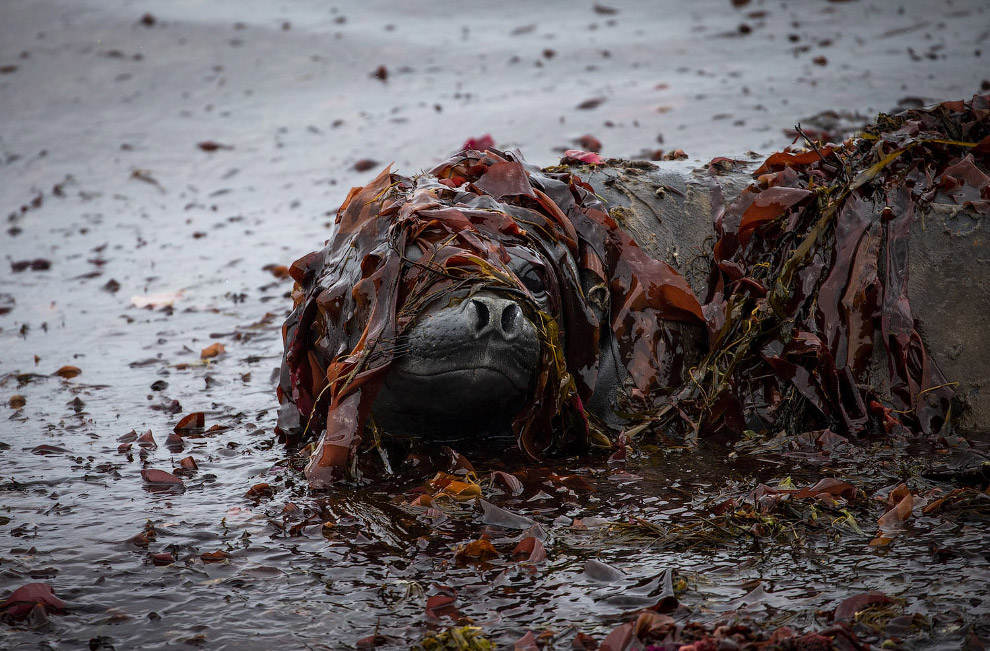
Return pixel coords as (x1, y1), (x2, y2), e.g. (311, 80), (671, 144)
(279, 92), (990, 487)
(276, 149), (706, 487)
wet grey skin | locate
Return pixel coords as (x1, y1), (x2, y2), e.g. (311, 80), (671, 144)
(371, 290), (540, 444)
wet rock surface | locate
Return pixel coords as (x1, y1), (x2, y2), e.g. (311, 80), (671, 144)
(2, 1), (990, 649)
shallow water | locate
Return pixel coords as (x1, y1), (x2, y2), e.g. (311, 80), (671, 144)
(2, 0), (989, 648)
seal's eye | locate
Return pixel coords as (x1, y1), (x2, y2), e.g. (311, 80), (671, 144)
(506, 248), (551, 310)
(519, 267), (545, 295)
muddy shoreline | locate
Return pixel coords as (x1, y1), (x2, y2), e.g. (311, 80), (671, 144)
(2, 1), (989, 648)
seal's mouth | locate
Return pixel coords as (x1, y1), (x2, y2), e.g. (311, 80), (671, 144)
(382, 333), (538, 411)
(396, 365), (526, 389)
(391, 340), (536, 392)
(385, 365), (530, 405)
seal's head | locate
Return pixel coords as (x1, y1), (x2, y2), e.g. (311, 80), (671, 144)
(276, 149), (705, 487)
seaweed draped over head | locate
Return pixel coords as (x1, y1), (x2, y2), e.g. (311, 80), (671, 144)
(276, 149), (704, 487)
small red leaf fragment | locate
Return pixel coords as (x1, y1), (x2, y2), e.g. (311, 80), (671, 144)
(551, 473), (597, 493)
(141, 469), (183, 485)
(425, 593), (457, 619)
(174, 412), (205, 432)
(793, 478), (857, 501)
(878, 483), (914, 530)
(454, 539), (499, 565)
(164, 432), (184, 452)
(754, 148), (834, 175)
(118, 430), (138, 443)
(576, 134), (602, 152)
(562, 149), (604, 165)
(54, 365), (81, 379)
(576, 97), (605, 110)
(245, 483), (273, 499)
(11, 259), (51, 272)
(356, 633), (397, 648)
(886, 483), (910, 509)
(129, 522), (157, 547)
(514, 630), (540, 650)
(201, 550), (231, 563)
(512, 536), (547, 563)
(177, 456), (198, 470)
(196, 141), (232, 152)
(0, 583), (67, 619)
(462, 134), (495, 151)
(200, 342), (225, 359)
(136, 430), (157, 448)
(600, 622), (634, 651)
(429, 472), (482, 501)
(353, 159), (379, 172)
(409, 494), (433, 507)
(833, 592), (895, 621)
(31, 445), (70, 455)
(262, 263), (290, 279)
(492, 470), (524, 496)
(923, 488), (966, 515)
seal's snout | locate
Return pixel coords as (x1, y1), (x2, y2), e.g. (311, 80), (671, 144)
(369, 290), (542, 442)
(391, 290), (540, 382)
(466, 295), (525, 340)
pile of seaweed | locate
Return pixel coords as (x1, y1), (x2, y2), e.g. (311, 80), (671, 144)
(277, 149), (704, 486)
(647, 92), (990, 443)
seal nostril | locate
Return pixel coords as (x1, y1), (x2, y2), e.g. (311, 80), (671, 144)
(470, 299), (489, 332)
(501, 303), (521, 335)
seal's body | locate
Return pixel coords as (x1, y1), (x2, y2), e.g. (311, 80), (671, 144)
(279, 94), (990, 487)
